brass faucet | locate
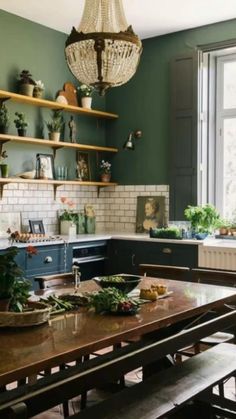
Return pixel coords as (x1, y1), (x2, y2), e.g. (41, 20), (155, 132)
(72, 262), (81, 291)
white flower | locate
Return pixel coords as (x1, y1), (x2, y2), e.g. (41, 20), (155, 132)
(35, 80), (44, 90)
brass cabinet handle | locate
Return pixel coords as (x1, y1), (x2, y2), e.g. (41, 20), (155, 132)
(162, 247), (172, 254)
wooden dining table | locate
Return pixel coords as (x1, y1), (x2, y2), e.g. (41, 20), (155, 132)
(1, 277), (236, 387)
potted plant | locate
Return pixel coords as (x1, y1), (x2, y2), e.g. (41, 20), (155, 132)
(215, 218), (231, 236)
(0, 103), (10, 134)
(14, 112), (28, 136)
(59, 196), (77, 237)
(33, 80), (45, 98)
(184, 204), (220, 239)
(78, 84), (94, 109)
(100, 160), (111, 182)
(0, 150), (9, 178)
(46, 110), (64, 142)
(18, 70), (36, 96)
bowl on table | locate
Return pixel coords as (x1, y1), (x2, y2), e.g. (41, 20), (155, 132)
(93, 274), (142, 294)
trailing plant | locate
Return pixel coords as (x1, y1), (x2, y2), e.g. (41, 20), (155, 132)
(0, 104), (10, 127)
(46, 110), (64, 132)
(14, 112), (28, 129)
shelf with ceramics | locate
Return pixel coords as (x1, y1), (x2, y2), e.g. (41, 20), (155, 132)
(0, 89), (118, 120)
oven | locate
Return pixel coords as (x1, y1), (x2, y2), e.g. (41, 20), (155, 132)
(72, 240), (108, 280)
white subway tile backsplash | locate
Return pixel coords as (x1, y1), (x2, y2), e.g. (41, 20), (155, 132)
(1, 184), (169, 234)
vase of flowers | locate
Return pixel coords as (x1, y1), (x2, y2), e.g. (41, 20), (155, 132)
(78, 84), (94, 109)
(59, 197), (77, 237)
(100, 160), (111, 182)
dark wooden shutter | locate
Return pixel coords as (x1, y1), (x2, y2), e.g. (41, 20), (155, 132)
(169, 52), (199, 220)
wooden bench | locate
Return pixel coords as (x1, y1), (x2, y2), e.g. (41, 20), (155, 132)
(1, 310), (236, 419)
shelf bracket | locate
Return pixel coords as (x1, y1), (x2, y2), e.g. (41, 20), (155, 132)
(0, 139), (10, 155)
(53, 183), (64, 200)
(52, 146), (64, 158)
(0, 181), (10, 200)
(0, 97), (10, 106)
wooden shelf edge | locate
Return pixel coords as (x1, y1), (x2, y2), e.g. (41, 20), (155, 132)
(0, 133), (118, 153)
(0, 89), (118, 120)
(0, 178), (117, 187)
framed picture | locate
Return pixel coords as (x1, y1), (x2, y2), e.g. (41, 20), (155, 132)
(0, 212), (21, 238)
(29, 219), (45, 234)
(135, 196), (166, 233)
(76, 152), (90, 181)
(36, 153), (54, 180)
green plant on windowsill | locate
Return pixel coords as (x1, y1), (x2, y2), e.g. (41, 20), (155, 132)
(184, 204), (220, 238)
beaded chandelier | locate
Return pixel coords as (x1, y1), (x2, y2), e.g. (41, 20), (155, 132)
(65, 0), (142, 96)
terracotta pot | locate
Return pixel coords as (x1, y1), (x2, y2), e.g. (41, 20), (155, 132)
(100, 173), (111, 182)
(219, 227), (228, 235)
(49, 132), (60, 142)
(0, 298), (10, 312)
(81, 97), (92, 109)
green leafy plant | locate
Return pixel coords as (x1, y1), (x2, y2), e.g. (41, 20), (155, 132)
(10, 279), (31, 312)
(0, 104), (10, 128)
(46, 110), (64, 132)
(78, 84), (94, 97)
(184, 204), (220, 234)
(150, 226), (182, 239)
(0, 247), (25, 300)
(19, 70), (35, 85)
(89, 288), (139, 314)
(14, 112), (28, 129)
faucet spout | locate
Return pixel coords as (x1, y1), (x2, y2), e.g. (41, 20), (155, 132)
(72, 262), (81, 290)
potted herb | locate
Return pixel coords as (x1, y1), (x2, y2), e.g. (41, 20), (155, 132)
(184, 204), (220, 239)
(33, 80), (45, 99)
(78, 84), (94, 109)
(0, 150), (9, 178)
(100, 160), (111, 182)
(18, 70), (36, 97)
(14, 112), (28, 137)
(0, 103), (10, 134)
(215, 218), (231, 236)
(46, 110), (64, 142)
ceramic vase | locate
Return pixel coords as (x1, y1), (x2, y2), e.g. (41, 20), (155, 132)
(100, 173), (111, 182)
(60, 220), (76, 238)
(81, 97), (92, 109)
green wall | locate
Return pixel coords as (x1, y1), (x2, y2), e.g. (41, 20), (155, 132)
(107, 18), (236, 185)
(0, 10), (106, 180)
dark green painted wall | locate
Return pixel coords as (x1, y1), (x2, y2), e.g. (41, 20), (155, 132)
(107, 18), (236, 185)
(0, 10), (106, 180)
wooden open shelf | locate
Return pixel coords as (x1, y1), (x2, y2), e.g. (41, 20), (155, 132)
(0, 178), (117, 200)
(0, 133), (118, 154)
(0, 89), (118, 120)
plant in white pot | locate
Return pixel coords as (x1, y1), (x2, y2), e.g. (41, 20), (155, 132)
(18, 70), (36, 97)
(78, 84), (94, 109)
(0, 103), (10, 134)
(14, 112), (28, 137)
(59, 197), (77, 238)
(46, 110), (64, 142)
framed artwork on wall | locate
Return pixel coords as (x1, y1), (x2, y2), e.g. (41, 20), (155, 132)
(76, 152), (90, 181)
(0, 213), (21, 238)
(36, 153), (55, 180)
(135, 196), (166, 233)
(29, 219), (45, 234)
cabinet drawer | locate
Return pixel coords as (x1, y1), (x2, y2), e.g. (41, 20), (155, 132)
(25, 245), (65, 278)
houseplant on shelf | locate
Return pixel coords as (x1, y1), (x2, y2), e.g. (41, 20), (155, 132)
(0, 103), (10, 134)
(0, 150), (9, 178)
(100, 160), (111, 182)
(33, 80), (45, 99)
(14, 112), (28, 137)
(18, 70), (36, 97)
(78, 84), (94, 109)
(59, 197), (77, 238)
(184, 204), (220, 239)
(46, 110), (64, 142)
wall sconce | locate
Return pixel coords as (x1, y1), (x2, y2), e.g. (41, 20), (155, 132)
(123, 130), (142, 150)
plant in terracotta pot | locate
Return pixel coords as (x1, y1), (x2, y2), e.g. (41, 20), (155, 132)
(0, 103), (10, 134)
(46, 110), (64, 142)
(0, 150), (9, 178)
(215, 218), (231, 236)
(184, 204), (220, 239)
(33, 80), (45, 98)
(14, 112), (28, 136)
(100, 160), (111, 182)
(18, 69), (36, 96)
(0, 247), (27, 311)
(78, 84), (94, 109)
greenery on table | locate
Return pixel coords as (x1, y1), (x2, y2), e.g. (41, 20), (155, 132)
(89, 288), (140, 314)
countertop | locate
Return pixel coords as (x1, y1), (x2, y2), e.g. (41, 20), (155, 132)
(1, 232), (235, 250)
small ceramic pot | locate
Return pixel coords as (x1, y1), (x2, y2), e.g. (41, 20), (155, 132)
(49, 132), (60, 142)
(0, 164), (9, 178)
(33, 88), (43, 98)
(19, 83), (35, 97)
(81, 97), (92, 109)
(100, 173), (111, 182)
(18, 129), (26, 137)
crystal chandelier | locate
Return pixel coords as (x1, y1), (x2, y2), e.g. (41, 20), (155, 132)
(65, 0), (142, 96)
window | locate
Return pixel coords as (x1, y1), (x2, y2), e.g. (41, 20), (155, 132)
(200, 47), (236, 219)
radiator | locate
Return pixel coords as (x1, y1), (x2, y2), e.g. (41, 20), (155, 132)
(199, 245), (236, 270)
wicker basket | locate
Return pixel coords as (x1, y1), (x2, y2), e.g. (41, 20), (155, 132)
(0, 301), (51, 327)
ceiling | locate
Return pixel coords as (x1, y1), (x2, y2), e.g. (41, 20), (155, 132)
(1, 0), (236, 39)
